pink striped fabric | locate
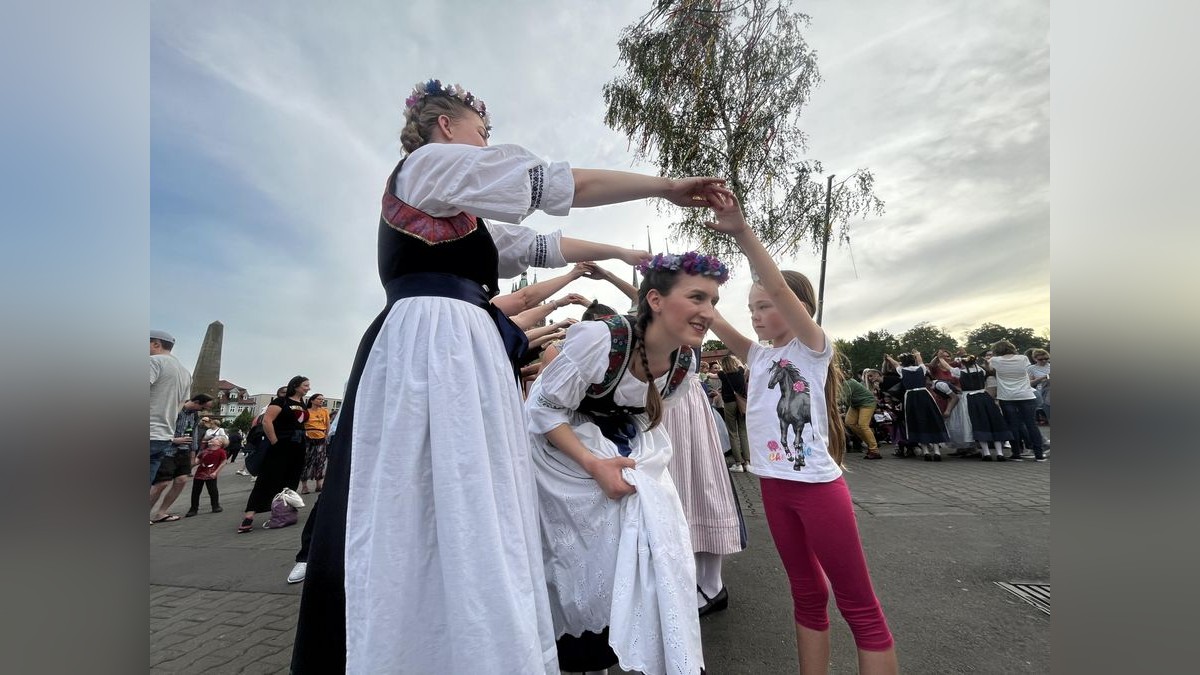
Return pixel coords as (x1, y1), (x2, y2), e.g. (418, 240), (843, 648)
(664, 381), (744, 555)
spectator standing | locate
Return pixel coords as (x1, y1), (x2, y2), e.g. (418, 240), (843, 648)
(202, 417), (228, 445)
(1027, 349), (1051, 423)
(990, 341), (1047, 461)
(238, 376), (310, 532)
(842, 376), (882, 460)
(717, 355), (751, 472)
(186, 436), (228, 517)
(150, 393), (214, 523)
(226, 427), (244, 464)
(299, 393), (331, 495)
(150, 329), (190, 485)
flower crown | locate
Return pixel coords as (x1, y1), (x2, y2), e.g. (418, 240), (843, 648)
(404, 79), (491, 127)
(636, 251), (730, 284)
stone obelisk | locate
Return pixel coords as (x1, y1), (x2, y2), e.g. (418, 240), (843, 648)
(192, 321), (224, 404)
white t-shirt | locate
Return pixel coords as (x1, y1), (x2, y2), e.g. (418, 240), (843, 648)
(745, 335), (841, 483)
(991, 354), (1036, 400)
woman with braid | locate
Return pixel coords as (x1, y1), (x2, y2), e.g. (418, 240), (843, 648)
(291, 78), (726, 675)
(526, 252), (730, 675)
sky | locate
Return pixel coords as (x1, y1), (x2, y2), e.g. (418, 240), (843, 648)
(150, 0), (1049, 399)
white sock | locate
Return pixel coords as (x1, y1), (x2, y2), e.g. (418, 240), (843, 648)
(695, 552), (723, 600)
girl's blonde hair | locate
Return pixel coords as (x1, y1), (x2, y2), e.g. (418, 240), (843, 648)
(780, 270), (847, 466)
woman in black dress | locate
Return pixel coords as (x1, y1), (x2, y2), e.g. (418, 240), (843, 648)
(238, 375), (309, 532)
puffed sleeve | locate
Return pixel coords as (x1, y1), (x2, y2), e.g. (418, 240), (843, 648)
(489, 223), (568, 277)
(395, 143), (574, 223)
(526, 321), (613, 435)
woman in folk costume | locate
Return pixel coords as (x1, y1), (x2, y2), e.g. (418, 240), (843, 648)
(956, 353), (1014, 461)
(526, 252), (731, 675)
(290, 79), (726, 674)
(663, 344), (746, 617)
(883, 351), (950, 461)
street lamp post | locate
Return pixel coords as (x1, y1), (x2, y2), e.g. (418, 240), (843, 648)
(816, 174), (834, 326)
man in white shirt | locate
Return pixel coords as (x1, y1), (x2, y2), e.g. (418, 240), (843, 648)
(150, 330), (191, 485)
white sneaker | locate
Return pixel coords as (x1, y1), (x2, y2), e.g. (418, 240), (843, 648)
(287, 562), (307, 584)
(235, 469), (249, 476)
(728, 464), (744, 472)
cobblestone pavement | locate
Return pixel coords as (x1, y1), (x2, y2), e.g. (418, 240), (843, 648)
(151, 430), (1051, 674)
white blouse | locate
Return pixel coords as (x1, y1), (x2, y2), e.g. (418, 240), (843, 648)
(393, 142), (574, 277)
(528, 320), (692, 434)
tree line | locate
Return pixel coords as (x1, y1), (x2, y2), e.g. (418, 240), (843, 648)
(833, 322), (1049, 377)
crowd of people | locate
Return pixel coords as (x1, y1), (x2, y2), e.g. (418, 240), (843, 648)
(147, 78), (1095, 674)
(833, 346), (1051, 463)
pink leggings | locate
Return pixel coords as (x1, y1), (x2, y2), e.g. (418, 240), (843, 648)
(760, 476), (894, 651)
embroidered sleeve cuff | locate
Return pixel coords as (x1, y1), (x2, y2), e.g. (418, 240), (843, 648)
(539, 160), (574, 216)
(536, 230), (567, 268)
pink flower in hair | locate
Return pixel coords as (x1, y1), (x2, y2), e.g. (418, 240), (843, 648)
(793, 381), (806, 393)
(778, 359), (790, 367)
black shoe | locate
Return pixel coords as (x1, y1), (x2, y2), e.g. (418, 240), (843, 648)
(212, 506), (223, 513)
(995, 455), (1008, 462)
(184, 510), (198, 518)
(699, 586), (729, 617)
(933, 453), (943, 462)
(982, 455), (994, 462)
(923, 454), (933, 462)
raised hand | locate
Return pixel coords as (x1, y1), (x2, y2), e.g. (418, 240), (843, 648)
(663, 177), (728, 208)
(576, 261), (604, 279)
(576, 258), (604, 277)
(555, 293), (590, 309)
(620, 248), (653, 267)
(701, 187), (749, 235)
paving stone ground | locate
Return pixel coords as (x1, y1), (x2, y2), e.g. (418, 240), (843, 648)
(151, 428), (1051, 674)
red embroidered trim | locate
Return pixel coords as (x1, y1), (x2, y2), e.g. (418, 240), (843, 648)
(382, 190), (477, 245)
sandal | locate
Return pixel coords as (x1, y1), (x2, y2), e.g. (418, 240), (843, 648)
(151, 514), (181, 523)
(237, 519), (254, 534)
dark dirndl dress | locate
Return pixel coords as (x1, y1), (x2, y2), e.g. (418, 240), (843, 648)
(290, 159), (531, 674)
(900, 367), (949, 443)
(959, 368), (1013, 443)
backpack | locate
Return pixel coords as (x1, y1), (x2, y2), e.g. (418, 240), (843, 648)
(243, 413), (270, 476)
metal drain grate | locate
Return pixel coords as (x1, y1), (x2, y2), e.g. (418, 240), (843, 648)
(995, 582), (1049, 615)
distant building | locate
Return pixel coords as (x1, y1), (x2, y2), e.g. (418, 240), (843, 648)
(216, 380), (255, 421)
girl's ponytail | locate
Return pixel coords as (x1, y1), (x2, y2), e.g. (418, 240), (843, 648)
(780, 270), (847, 467)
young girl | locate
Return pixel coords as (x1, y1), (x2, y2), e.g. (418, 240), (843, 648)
(705, 189), (899, 675)
(185, 435), (227, 517)
(526, 252), (728, 675)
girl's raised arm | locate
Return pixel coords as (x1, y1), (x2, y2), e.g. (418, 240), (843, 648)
(704, 189), (825, 352)
(710, 310), (754, 364)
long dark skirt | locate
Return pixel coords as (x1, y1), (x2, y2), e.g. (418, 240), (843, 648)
(903, 388), (950, 443)
(964, 391), (1013, 442)
(244, 440), (304, 513)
